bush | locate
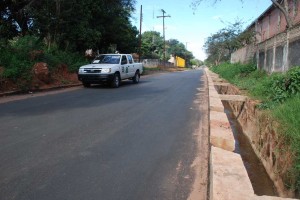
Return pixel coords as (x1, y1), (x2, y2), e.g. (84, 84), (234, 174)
(267, 67), (300, 103)
(0, 35), (88, 82)
(9, 35), (43, 53)
(0, 47), (34, 80)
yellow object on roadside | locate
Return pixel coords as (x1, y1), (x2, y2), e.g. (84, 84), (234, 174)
(176, 56), (185, 68)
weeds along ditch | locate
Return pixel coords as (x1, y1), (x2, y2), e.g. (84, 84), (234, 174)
(211, 63), (300, 195)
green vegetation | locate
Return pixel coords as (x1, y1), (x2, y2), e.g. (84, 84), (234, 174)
(211, 62), (300, 190)
(273, 95), (300, 187)
(210, 62), (268, 100)
(211, 63), (300, 105)
(190, 59), (204, 66)
(0, 1), (196, 89)
(0, 0), (139, 89)
(203, 20), (254, 65)
(0, 0), (138, 53)
(140, 31), (194, 64)
(0, 36), (87, 86)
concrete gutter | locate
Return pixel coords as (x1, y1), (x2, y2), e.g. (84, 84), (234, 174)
(204, 68), (296, 200)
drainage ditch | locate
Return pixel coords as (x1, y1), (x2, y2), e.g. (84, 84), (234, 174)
(223, 101), (278, 196)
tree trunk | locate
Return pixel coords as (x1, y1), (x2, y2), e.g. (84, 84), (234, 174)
(271, 0), (293, 29)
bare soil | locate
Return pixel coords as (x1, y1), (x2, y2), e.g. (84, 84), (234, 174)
(188, 74), (210, 200)
(0, 70), (80, 94)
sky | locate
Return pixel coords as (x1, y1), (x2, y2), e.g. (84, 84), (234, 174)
(131, 0), (272, 61)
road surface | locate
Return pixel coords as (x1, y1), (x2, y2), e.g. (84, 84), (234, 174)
(0, 69), (209, 200)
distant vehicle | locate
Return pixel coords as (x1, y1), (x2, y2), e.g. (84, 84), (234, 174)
(78, 54), (143, 88)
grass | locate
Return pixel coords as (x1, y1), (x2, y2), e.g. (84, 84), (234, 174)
(211, 62), (300, 191)
(273, 94), (300, 184)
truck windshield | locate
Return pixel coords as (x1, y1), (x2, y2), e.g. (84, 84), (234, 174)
(92, 55), (121, 64)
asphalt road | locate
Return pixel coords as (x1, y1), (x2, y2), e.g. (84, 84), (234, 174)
(0, 69), (208, 200)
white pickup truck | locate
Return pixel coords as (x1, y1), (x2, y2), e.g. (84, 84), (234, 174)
(78, 54), (143, 88)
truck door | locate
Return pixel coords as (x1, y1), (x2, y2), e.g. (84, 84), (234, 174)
(127, 55), (135, 77)
(121, 55), (129, 79)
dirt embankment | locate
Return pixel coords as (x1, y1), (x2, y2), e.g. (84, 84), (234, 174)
(0, 65), (189, 96)
(0, 62), (80, 95)
(216, 84), (296, 198)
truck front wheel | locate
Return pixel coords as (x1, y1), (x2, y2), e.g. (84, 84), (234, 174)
(83, 82), (91, 88)
(111, 73), (120, 88)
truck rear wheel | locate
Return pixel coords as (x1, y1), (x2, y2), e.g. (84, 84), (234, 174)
(132, 71), (140, 84)
(111, 73), (120, 88)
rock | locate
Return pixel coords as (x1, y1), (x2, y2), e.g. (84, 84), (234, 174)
(32, 62), (50, 83)
(56, 63), (68, 77)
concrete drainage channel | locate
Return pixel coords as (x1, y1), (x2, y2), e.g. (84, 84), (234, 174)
(223, 101), (277, 196)
(205, 68), (296, 200)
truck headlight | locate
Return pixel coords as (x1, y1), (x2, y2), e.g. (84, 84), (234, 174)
(102, 68), (111, 73)
(79, 68), (85, 73)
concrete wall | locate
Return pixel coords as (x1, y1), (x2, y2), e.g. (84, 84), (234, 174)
(231, 0), (300, 73)
(289, 36), (300, 67)
(139, 59), (174, 68)
(231, 23), (300, 72)
(140, 59), (160, 68)
(256, 0), (300, 43)
(257, 24), (300, 72)
(230, 44), (256, 64)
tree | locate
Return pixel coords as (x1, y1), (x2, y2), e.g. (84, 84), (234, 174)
(140, 31), (164, 59)
(167, 39), (185, 58)
(191, 0), (294, 29)
(204, 31), (229, 65)
(0, 0), (35, 38)
(190, 59), (203, 66)
(166, 39), (194, 66)
(140, 32), (195, 65)
(203, 20), (251, 65)
(0, 0), (138, 53)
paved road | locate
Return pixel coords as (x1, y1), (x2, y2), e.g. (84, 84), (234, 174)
(0, 70), (209, 200)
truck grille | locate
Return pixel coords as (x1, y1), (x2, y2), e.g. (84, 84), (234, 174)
(84, 68), (101, 73)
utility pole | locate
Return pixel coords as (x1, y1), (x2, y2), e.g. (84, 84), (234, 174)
(185, 42), (189, 67)
(157, 9), (170, 67)
(139, 5), (143, 63)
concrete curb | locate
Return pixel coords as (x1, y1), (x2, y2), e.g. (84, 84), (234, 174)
(210, 146), (254, 200)
(204, 68), (296, 200)
(210, 111), (235, 152)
